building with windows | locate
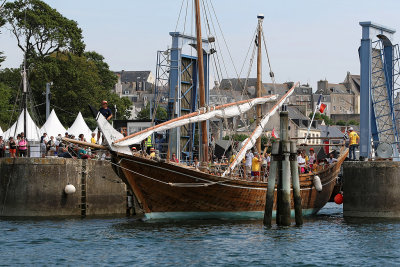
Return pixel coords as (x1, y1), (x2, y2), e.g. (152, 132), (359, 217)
(313, 72), (360, 116)
(113, 71), (157, 119)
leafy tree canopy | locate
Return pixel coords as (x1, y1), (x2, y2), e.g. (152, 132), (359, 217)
(28, 51), (131, 126)
(309, 112), (333, 125)
(0, 82), (14, 129)
(2, 0), (85, 61)
(137, 103), (168, 121)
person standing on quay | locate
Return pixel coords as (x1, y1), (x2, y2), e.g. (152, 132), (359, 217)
(18, 132), (28, 157)
(0, 136), (5, 158)
(348, 127), (359, 160)
(9, 137), (17, 158)
(97, 100), (113, 144)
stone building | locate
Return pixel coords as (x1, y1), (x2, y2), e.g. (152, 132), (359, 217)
(113, 71), (157, 119)
(313, 72), (360, 117)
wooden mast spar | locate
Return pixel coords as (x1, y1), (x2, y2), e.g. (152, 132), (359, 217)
(194, 0), (208, 170)
(256, 14), (264, 154)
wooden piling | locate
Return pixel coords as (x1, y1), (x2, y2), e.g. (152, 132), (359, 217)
(279, 140), (291, 226)
(290, 140), (303, 225)
(263, 141), (280, 226)
(276, 111), (291, 226)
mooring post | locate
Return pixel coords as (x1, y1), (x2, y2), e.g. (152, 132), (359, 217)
(279, 140), (291, 226)
(263, 141), (280, 226)
(290, 140), (303, 225)
(276, 110), (291, 226)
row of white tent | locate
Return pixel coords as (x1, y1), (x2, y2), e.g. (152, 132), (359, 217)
(0, 109), (98, 141)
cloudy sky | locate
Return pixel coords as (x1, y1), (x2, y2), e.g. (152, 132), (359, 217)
(1, 0), (400, 90)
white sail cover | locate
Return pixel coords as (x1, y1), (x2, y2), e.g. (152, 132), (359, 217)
(222, 83), (298, 177)
(97, 113), (132, 155)
(67, 112), (93, 140)
(113, 95), (278, 147)
(3, 109), (41, 141)
(40, 109), (67, 138)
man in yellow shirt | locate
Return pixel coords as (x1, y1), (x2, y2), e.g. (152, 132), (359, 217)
(90, 132), (96, 144)
(251, 152), (262, 181)
(348, 127), (359, 160)
(149, 147), (156, 159)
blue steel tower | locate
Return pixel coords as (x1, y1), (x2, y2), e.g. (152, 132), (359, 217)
(359, 22), (400, 159)
(167, 32), (210, 161)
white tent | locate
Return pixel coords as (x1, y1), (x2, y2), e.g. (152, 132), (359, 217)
(3, 109), (41, 141)
(0, 126), (3, 136)
(67, 112), (93, 140)
(40, 109), (67, 138)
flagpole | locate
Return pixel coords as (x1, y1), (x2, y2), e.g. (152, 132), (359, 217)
(304, 94), (322, 143)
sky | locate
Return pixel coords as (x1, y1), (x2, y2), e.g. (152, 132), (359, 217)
(2, 0), (400, 90)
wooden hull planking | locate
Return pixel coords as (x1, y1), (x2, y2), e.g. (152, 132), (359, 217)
(112, 150), (347, 220)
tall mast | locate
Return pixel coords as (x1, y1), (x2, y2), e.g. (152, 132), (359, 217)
(194, 0), (208, 168)
(22, 54), (27, 139)
(255, 14), (264, 154)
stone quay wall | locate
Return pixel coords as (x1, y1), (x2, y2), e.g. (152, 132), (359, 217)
(0, 158), (128, 217)
(343, 161), (400, 218)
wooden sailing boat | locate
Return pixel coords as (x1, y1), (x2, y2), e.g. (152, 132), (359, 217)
(92, 1), (348, 220)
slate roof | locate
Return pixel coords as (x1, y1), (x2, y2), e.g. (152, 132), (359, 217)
(318, 125), (344, 138)
(115, 71), (151, 83)
(288, 106), (309, 120)
(219, 78), (298, 97)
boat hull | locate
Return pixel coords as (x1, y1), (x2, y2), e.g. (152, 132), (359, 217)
(112, 150), (347, 220)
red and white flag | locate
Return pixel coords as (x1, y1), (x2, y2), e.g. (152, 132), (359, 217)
(319, 103), (327, 113)
(271, 128), (279, 138)
(317, 94), (327, 113)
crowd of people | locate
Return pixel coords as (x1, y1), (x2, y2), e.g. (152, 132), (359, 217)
(0, 132), (29, 158)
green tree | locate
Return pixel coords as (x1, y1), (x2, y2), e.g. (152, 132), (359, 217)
(0, 83), (14, 129)
(0, 1), (5, 67)
(2, 0), (85, 61)
(222, 134), (248, 142)
(348, 120), (359, 126)
(137, 103), (168, 120)
(28, 51), (131, 126)
(336, 120), (346, 126)
(309, 112), (333, 125)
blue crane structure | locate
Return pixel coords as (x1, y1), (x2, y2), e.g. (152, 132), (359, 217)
(359, 21), (400, 159)
(154, 32), (210, 161)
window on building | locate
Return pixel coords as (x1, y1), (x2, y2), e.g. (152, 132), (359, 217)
(131, 96), (138, 102)
(333, 106), (336, 111)
(340, 106), (342, 111)
(124, 90), (130, 95)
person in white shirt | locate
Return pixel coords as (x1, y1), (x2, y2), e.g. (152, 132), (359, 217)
(244, 150), (254, 180)
(297, 150), (306, 173)
(327, 153), (338, 165)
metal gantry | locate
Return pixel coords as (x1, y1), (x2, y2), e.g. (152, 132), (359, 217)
(359, 22), (400, 158)
(154, 32), (210, 162)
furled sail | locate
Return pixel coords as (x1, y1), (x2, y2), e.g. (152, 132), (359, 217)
(113, 95), (278, 147)
(222, 83), (298, 177)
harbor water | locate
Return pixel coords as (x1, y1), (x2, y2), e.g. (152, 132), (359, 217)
(1, 203), (399, 266)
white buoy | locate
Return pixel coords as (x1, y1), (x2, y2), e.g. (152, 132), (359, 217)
(64, 183), (76, 194)
(313, 176), (322, 192)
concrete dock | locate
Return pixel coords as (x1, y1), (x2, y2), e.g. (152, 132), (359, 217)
(343, 161), (400, 218)
(0, 158), (130, 217)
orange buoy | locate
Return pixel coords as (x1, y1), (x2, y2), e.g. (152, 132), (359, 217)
(334, 193), (343, 205)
